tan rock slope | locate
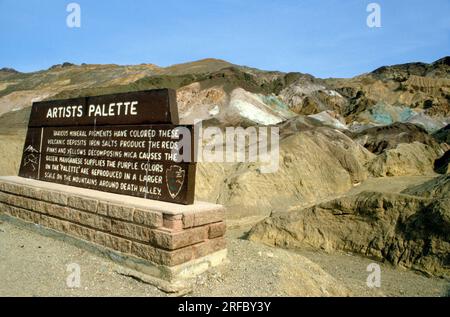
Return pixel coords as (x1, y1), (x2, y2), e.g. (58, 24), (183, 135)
(248, 188), (450, 277)
(367, 142), (443, 177)
(402, 175), (449, 199)
(195, 120), (374, 220)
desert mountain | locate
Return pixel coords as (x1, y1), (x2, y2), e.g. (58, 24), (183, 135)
(0, 57), (448, 277)
(0, 57), (448, 130)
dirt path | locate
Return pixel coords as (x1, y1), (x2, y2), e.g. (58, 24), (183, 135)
(0, 220), (448, 297)
(346, 175), (438, 195)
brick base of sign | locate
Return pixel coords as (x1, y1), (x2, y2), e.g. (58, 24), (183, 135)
(0, 176), (227, 293)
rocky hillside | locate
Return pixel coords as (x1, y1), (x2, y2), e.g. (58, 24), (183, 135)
(1, 57), (448, 129)
(0, 57), (449, 277)
(248, 177), (450, 276)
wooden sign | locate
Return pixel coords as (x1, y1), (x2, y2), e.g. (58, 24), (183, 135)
(19, 89), (196, 205)
(28, 89), (179, 127)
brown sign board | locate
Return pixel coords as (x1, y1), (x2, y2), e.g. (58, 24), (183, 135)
(19, 89), (196, 205)
(28, 89), (179, 127)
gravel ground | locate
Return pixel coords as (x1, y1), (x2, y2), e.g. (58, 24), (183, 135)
(0, 220), (448, 297)
(297, 249), (450, 297)
(0, 220), (162, 297)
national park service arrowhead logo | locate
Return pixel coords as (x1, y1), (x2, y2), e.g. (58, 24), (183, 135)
(166, 165), (185, 199)
(23, 145), (39, 171)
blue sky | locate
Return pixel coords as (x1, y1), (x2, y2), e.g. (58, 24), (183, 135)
(0, 0), (449, 78)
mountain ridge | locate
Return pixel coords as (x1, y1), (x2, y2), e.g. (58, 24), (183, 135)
(0, 56), (448, 132)
(2, 56), (448, 78)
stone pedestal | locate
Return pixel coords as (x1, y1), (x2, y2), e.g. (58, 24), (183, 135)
(0, 176), (227, 293)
